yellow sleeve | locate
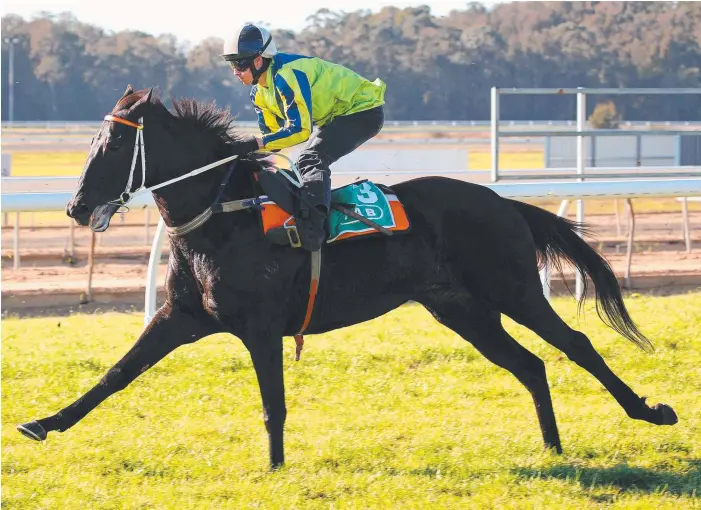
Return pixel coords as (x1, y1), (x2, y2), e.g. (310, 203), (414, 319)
(251, 86), (278, 136)
(261, 68), (312, 151)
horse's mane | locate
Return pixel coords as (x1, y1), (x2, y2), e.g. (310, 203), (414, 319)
(169, 97), (241, 146)
(113, 89), (274, 174)
(113, 89), (246, 147)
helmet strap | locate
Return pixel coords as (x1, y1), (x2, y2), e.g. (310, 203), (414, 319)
(251, 58), (271, 86)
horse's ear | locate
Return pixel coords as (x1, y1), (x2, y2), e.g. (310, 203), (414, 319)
(121, 84), (134, 99)
(128, 88), (154, 117)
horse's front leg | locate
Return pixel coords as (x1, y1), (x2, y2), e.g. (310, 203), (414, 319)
(247, 335), (287, 469)
(17, 305), (219, 442)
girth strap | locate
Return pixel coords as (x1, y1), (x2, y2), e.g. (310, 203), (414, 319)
(294, 248), (321, 361)
(166, 160), (266, 237)
(166, 197), (264, 236)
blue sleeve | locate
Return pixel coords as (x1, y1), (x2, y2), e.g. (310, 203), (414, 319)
(254, 106), (271, 135)
(261, 70), (312, 150)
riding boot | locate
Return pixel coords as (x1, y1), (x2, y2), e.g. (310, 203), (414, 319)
(295, 171), (331, 252)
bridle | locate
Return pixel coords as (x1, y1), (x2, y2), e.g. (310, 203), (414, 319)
(103, 114), (239, 209)
(102, 114), (303, 236)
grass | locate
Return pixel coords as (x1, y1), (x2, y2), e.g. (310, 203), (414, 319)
(2, 293), (700, 508)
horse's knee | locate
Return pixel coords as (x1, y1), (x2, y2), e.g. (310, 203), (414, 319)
(511, 353), (548, 390)
(564, 331), (602, 366)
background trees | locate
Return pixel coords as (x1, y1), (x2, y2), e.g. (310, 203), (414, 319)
(2, 2), (700, 121)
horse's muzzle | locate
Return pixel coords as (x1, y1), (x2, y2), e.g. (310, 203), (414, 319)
(66, 198), (91, 226)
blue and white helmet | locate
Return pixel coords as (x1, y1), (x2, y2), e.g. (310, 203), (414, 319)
(221, 24), (278, 61)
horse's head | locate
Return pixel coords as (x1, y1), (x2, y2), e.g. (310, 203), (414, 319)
(67, 85), (156, 231)
(68, 85), (262, 232)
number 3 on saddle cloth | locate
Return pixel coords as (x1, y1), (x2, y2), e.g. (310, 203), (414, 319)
(253, 169), (411, 249)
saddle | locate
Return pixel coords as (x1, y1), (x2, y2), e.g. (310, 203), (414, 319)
(253, 164), (411, 251)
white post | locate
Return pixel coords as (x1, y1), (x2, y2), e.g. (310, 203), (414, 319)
(541, 199), (570, 300)
(540, 264), (551, 301)
(144, 216), (167, 327)
(575, 90), (586, 300)
(490, 87), (500, 182)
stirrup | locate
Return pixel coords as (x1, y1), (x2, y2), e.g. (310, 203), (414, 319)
(284, 216), (302, 248)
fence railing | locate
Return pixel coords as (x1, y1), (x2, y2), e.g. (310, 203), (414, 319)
(490, 87), (701, 297)
(490, 87), (701, 183)
(4, 177), (701, 324)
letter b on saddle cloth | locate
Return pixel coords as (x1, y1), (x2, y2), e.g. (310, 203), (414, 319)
(252, 165), (411, 360)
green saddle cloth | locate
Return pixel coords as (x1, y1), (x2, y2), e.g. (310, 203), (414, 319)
(327, 182), (396, 243)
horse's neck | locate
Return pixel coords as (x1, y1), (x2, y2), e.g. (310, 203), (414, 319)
(144, 114), (259, 228)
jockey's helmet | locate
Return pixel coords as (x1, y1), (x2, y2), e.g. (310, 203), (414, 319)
(221, 24), (278, 62)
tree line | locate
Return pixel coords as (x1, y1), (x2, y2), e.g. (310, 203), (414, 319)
(2, 1), (700, 122)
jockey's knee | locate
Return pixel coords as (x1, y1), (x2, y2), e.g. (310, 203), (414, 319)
(297, 150), (330, 178)
(297, 149), (323, 168)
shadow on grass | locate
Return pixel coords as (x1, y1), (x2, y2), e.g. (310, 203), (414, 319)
(514, 459), (701, 498)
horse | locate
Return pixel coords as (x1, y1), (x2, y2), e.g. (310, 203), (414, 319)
(17, 86), (678, 469)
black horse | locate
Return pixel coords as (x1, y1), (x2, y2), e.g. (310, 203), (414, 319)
(18, 87), (677, 469)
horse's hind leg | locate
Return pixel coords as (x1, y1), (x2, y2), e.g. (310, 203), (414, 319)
(17, 305), (220, 441)
(420, 294), (562, 453)
(504, 288), (677, 427)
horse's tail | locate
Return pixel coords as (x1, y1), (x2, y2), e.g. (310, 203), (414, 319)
(509, 199), (653, 352)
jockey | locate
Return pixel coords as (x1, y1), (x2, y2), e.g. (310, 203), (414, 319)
(221, 23), (386, 251)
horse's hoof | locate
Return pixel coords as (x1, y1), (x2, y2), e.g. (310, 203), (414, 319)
(652, 403), (678, 425)
(270, 460), (285, 472)
(548, 444), (563, 455)
(17, 421), (47, 441)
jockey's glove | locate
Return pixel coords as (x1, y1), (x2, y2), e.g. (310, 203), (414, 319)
(236, 135), (261, 156)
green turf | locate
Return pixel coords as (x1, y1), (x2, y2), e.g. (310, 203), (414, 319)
(2, 293), (700, 508)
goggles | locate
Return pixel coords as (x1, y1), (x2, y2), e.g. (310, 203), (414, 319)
(229, 57), (255, 72)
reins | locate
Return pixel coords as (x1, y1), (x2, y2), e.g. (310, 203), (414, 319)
(103, 115), (302, 236)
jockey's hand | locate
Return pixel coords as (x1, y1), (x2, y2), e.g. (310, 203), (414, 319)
(237, 135), (262, 156)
